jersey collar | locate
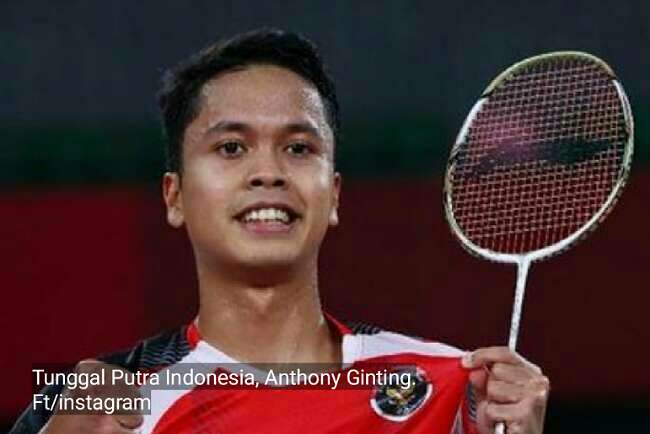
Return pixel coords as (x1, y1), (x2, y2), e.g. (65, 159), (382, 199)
(185, 311), (360, 365)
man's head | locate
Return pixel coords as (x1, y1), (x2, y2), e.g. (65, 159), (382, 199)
(159, 29), (341, 277)
(158, 28), (340, 174)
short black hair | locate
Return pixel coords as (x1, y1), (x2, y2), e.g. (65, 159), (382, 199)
(157, 28), (340, 173)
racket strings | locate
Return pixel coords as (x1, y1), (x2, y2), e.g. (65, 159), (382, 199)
(450, 58), (627, 254)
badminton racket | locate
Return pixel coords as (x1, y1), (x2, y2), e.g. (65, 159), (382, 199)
(443, 51), (633, 434)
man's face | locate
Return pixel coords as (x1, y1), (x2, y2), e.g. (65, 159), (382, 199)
(163, 64), (340, 274)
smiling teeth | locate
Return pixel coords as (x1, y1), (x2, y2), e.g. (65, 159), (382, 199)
(243, 208), (290, 223)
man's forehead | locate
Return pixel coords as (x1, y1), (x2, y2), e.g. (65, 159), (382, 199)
(199, 65), (325, 116)
(187, 65), (332, 143)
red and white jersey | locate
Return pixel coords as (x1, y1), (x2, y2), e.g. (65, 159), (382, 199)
(140, 317), (478, 434)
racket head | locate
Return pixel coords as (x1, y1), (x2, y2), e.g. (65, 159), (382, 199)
(444, 51), (634, 264)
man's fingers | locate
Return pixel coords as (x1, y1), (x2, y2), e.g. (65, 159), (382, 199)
(475, 390), (549, 434)
(42, 413), (142, 434)
(462, 347), (541, 374)
(481, 401), (521, 427)
(72, 360), (142, 396)
(115, 412), (144, 430)
(474, 376), (542, 406)
(462, 347), (519, 368)
(476, 401), (523, 434)
(486, 379), (529, 403)
(467, 354), (540, 399)
(490, 362), (542, 383)
(42, 361), (145, 433)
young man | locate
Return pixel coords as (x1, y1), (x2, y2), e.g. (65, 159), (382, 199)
(12, 29), (549, 434)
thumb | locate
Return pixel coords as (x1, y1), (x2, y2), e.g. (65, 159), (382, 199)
(114, 412), (144, 430)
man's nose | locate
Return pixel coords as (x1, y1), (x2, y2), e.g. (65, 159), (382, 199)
(246, 150), (287, 189)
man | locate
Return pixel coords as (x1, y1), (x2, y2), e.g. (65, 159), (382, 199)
(11, 28), (549, 434)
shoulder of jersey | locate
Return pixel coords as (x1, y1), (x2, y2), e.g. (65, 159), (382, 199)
(97, 327), (191, 372)
(344, 320), (465, 362)
(95, 322), (465, 371)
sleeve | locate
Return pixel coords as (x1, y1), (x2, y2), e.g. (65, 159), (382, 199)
(8, 384), (64, 434)
(8, 347), (139, 433)
(8, 328), (187, 433)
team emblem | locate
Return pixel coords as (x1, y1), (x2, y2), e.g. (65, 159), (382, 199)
(370, 366), (433, 422)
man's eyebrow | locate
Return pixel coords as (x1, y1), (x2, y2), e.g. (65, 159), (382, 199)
(205, 121), (250, 136)
(284, 121), (322, 138)
(205, 120), (323, 138)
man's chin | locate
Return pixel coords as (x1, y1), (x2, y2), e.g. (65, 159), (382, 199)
(229, 240), (303, 269)
(229, 255), (309, 285)
(242, 252), (303, 269)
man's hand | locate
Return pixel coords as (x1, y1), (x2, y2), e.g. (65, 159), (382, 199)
(462, 347), (550, 434)
(39, 360), (143, 434)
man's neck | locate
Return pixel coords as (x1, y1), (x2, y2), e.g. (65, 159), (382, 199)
(195, 262), (341, 365)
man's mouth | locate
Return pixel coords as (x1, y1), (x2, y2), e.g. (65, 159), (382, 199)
(241, 208), (292, 224)
(235, 204), (300, 233)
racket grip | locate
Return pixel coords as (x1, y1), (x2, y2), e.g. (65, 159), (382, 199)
(495, 422), (506, 434)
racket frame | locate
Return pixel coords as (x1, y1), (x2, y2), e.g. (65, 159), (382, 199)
(444, 51), (634, 270)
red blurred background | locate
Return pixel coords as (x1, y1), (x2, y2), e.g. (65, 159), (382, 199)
(3, 173), (648, 422)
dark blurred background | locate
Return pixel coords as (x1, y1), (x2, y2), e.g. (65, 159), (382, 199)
(1, 0), (648, 432)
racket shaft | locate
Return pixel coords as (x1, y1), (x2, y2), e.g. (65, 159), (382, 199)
(496, 258), (531, 434)
(508, 259), (530, 350)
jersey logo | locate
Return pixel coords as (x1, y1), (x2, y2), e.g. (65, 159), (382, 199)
(370, 366), (433, 422)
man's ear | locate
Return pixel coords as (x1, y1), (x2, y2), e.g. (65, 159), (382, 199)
(329, 172), (342, 227)
(163, 172), (184, 228)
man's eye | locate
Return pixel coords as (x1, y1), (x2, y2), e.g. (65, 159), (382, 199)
(286, 143), (311, 156)
(217, 142), (246, 157)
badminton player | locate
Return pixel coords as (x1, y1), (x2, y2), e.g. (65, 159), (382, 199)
(11, 29), (549, 434)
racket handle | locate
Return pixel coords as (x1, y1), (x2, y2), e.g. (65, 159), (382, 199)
(495, 422), (506, 434)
